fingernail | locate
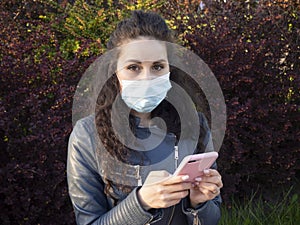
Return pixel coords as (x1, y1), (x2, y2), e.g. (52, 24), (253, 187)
(182, 175), (189, 181)
(195, 177), (202, 182)
(204, 169), (210, 174)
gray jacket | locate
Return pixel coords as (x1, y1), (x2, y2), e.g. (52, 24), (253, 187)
(67, 114), (221, 225)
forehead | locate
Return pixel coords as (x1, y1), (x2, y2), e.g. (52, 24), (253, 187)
(118, 39), (168, 63)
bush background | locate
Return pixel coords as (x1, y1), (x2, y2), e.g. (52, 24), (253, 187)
(0, 0), (299, 224)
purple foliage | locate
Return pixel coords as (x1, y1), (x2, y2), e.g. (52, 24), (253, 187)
(0, 0), (299, 224)
(0, 1), (96, 224)
(163, 0), (300, 202)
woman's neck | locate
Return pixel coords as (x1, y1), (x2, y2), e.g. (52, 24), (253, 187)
(131, 110), (151, 127)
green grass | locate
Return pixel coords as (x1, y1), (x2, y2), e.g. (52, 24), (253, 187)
(220, 188), (300, 225)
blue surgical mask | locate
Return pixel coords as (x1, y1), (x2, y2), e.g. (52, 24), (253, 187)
(120, 72), (172, 113)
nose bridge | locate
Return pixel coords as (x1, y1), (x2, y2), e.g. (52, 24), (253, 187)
(140, 62), (153, 80)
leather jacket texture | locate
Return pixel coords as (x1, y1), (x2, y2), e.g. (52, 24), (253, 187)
(67, 113), (221, 225)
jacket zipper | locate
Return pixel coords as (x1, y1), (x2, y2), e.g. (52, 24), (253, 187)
(135, 165), (142, 186)
(174, 145), (179, 169)
(167, 205), (176, 225)
(192, 210), (200, 225)
(174, 134), (178, 170)
(145, 206), (175, 225)
(144, 214), (154, 225)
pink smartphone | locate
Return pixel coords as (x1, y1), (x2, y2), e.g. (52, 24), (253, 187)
(173, 152), (218, 182)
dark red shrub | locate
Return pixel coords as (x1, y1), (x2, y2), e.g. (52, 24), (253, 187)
(162, 0), (300, 202)
(0, 1), (97, 224)
(0, 0), (299, 224)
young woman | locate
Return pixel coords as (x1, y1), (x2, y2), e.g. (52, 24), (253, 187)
(67, 10), (223, 225)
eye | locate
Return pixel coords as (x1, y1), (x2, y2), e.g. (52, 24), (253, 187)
(152, 63), (164, 71)
(127, 64), (141, 72)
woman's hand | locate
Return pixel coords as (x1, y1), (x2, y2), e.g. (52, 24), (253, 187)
(138, 175), (192, 210)
(189, 169), (223, 208)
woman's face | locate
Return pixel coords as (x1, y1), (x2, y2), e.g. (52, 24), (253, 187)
(116, 38), (169, 86)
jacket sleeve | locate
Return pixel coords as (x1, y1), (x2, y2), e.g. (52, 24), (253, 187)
(180, 113), (222, 225)
(182, 193), (221, 225)
(181, 162), (222, 225)
(67, 117), (155, 225)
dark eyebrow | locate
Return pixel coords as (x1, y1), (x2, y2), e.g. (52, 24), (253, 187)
(153, 59), (168, 63)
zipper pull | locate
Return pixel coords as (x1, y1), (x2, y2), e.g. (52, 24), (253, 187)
(192, 211), (199, 225)
(174, 145), (179, 169)
(136, 165), (142, 186)
(138, 176), (142, 186)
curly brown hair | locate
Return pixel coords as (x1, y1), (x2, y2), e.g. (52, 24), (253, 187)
(95, 10), (209, 203)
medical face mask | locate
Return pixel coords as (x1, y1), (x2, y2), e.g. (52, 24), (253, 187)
(120, 72), (172, 113)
